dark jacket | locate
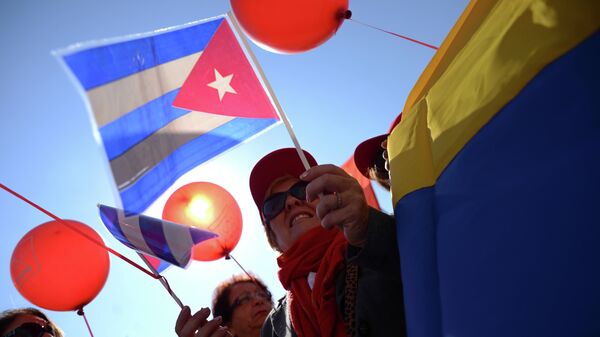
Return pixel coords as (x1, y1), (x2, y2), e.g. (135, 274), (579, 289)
(261, 208), (406, 337)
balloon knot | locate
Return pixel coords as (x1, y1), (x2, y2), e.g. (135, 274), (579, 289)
(225, 254), (231, 260)
(344, 10), (352, 20)
(77, 308), (84, 316)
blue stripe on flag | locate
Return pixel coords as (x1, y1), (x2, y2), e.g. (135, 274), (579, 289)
(137, 215), (179, 265)
(98, 205), (137, 250)
(99, 89), (189, 160)
(63, 18), (224, 90)
(121, 117), (278, 213)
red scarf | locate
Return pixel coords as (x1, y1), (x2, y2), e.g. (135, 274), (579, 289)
(277, 226), (348, 337)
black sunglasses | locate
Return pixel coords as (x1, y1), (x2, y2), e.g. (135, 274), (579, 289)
(262, 181), (308, 222)
(3, 322), (54, 337)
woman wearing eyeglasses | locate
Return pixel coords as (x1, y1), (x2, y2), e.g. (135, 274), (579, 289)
(175, 274), (273, 337)
(0, 308), (62, 337)
(250, 148), (406, 337)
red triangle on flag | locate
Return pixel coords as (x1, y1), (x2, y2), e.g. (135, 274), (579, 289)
(173, 20), (279, 119)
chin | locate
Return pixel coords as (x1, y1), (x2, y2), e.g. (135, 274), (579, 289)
(292, 220), (320, 238)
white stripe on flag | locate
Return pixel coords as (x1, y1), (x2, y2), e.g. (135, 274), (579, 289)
(111, 111), (235, 190)
(87, 51), (202, 127)
(162, 220), (196, 267)
(115, 209), (155, 258)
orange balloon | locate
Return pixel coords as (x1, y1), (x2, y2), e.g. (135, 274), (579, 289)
(230, 0), (349, 53)
(163, 182), (242, 261)
(10, 220), (110, 311)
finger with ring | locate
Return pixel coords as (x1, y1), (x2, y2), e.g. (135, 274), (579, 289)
(334, 191), (343, 209)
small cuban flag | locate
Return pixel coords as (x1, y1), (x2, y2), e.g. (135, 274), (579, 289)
(98, 204), (217, 269)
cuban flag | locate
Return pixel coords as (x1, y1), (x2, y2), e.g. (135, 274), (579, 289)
(98, 204), (217, 269)
(388, 1), (600, 337)
(58, 15), (280, 214)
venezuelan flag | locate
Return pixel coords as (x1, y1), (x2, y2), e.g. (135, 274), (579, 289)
(388, 1), (599, 336)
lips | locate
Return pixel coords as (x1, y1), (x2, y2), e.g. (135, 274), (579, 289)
(289, 212), (313, 228)
(253, 308), (270, 320)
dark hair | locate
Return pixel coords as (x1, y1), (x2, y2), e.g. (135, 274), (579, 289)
(0, 308), (64, 337)
(212, 274), (271, 325)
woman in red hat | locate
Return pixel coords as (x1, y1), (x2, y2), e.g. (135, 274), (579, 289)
(249, 148), (405, 337)
(353, 113), (402, 191)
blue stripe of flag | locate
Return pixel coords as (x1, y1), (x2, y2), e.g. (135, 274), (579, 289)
(63, 18), (224, 91)
(99, 89), (189, 160)
(137, 215), (179, 265)
(121, 117), (278, 213)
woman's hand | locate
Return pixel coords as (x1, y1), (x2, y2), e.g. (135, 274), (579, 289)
(301, 164), (369, 247)
(175, 306), (232, 337)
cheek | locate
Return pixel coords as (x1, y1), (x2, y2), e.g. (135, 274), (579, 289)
(231, 306), (252, 327)
(269, 217), (288, 238)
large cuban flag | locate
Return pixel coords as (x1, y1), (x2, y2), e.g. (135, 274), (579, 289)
(388, 1), (600, 337)
(58, 15), (280, 214)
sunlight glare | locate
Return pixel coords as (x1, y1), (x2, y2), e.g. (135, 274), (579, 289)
(185, 195), (214, 225)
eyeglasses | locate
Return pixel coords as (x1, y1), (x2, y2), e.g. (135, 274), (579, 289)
(3, 322), (54, 337)
(231, 290), (272, 309)
(262, 181), (308, 222)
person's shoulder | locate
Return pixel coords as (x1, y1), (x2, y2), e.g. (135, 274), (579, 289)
(275, 294), (287, 308)
(263, 294), (297, 337)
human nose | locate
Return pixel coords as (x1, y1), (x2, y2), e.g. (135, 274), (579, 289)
(284, 194), (303, 210)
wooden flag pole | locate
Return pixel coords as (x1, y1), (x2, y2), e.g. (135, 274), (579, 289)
(227, 12), (311, 171)
(137, 252), (185, 309)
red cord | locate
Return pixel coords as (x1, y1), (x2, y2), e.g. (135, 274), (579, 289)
(348, 18), (439, 50)
(77, 308), (95, 337)
(0, 183), (159, 279)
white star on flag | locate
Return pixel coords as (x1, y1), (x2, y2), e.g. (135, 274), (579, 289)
(207, 68), (237, 101)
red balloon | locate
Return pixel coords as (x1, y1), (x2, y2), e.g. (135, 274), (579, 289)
(163, 182), (242, 261)
(230, 0), (349, 53)
(10, 220), (110, 311)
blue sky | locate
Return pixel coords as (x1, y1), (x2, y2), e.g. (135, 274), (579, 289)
(0, 1), (468, 336)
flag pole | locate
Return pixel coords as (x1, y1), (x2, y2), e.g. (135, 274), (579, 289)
(137, 252), (185, 309)
(227, 12), (311, 171)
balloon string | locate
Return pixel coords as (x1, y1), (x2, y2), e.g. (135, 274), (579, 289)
(0, 183), (159, 280)
(347, 18), (439, 50)
(137, 252), (185, 309)
(226, 253), (254, 280)
(77, 308), (95, 337)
